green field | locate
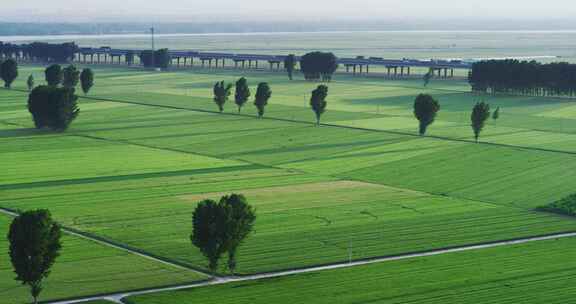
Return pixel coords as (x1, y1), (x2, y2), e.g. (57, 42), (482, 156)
(125, 237), (576, 304)
(0, 215), (206, 304)
(2, 63), (576, 301)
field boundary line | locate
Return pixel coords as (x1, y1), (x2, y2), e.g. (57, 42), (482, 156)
(79, 95), (576, 157)
(45, 229), (576, 304)
(4, 87), (576, 156)
(0, 207), (212, 278)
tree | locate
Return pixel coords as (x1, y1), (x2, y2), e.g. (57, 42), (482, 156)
(27, 74), (35, 92)
(310, 85), (328, 125)
(28, 85), (79, 131)
(219, 194), (256, 274)
(492, 106), (500, 122)
(213, 81), (232, 113)
(235, 77), (250, 113)
(254, 82), (272, 118)
(139, 49), (171, 69)
(191, 199), (228, 274)
(413, 94), (440, 136)
(62, 65), (80, 89)
(1, 58), (18, 88)
(471, 101), (491, 143)
(8, 209), (62, 304)
(45, 64), (62, 87)
(300, 52), (338, 81)
(284, 54), (297, 80)
(80, 68), (94, 95)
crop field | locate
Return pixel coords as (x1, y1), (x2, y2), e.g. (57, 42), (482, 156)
(125, 237), (576, 304)
(0, 215), (205, 303)
(2, 64), (576, 301)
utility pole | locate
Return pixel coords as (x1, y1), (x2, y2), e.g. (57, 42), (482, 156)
(150, 27), (155, 69)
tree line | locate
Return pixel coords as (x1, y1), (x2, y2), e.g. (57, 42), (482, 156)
(469, 59), (576, 97)
(7, 193), (256, 303)
(212, 77), (328, 124)
(0, 41), (78, 63)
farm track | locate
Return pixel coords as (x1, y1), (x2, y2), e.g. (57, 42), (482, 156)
(43, 230), (576, 304)
(3, 85), (576, 302)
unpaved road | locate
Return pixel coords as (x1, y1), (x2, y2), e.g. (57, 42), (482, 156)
(46, 230), (576, 304)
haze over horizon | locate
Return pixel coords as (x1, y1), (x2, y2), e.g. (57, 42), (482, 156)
(3, 0), (576, 23)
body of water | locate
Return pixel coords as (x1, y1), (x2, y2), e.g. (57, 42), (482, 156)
(2, 30), (575, 62)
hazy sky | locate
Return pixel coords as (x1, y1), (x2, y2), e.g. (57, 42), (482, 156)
(3, 0), (576, 21)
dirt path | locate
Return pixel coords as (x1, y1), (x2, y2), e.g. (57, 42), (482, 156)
(46, 230), (576, 304)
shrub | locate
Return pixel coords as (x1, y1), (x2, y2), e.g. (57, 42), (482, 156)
(537, 194), (576, 216)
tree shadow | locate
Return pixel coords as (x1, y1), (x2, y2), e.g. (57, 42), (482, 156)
(0, 127), (50, 138)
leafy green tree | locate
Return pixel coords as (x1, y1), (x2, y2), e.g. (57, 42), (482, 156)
(471, 101), (491, 142)
(80, 68), (94, 95)
(8, 209), (62, 304)
(254, 82), (272, 118)
(27, 74), (35, 92)
(44, 64), (62, 87)
(284, 54), (297, 80)
(413, 94), (440, 136)
(300, 52), (338, 81)
(1, 58), (18, 88)
(28, 86), (79, 131)
(213, 81), (232, 113)
(492, 106), (500, 122)
(139, 49), (171, 69)
(191, 199), (228, 274)
(219, 194), (256, 274)
(62, 65), (80, 89)
(310, 85), (328, 125)
(235, 77), (251, 113)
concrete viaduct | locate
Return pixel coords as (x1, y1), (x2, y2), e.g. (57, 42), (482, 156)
(44, 47), (474, 78)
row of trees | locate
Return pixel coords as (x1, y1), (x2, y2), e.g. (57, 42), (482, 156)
(43, 64), (94, 94)
(414, 94), (500, 142)
(0, 42), (78, 63)
(212, 78), (329, 124)
(213, 79), (272, 117)
(0, 60), (94, 94)
(469, 59), (576, 97)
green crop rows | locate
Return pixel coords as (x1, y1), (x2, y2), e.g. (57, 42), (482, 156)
(2, 64), (576, 302)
